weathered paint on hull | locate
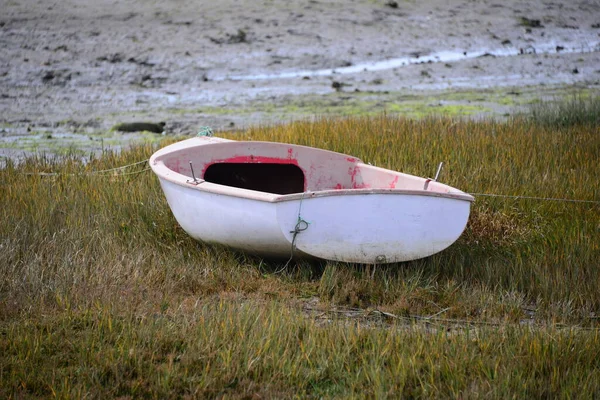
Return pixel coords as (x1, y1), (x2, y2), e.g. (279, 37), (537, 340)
(276, 192), (470, 263)
(150, 137), (474, 264)
(158, 178), (471, 264)
(159, 178), (293, 257)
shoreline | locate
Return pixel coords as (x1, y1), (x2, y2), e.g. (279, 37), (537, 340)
(1, 0), (599, 159)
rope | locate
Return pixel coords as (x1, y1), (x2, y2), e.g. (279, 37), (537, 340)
(9, 146), (597, 204)
(277, 192), (310, 273)
(107, 166), (151, 177)
(19, 159), (149, 177)
(197, 126), (214, 137)
(290, 218), (310, 251)
(314, 307), (600, 332)
(82, 159), (149, 175)
(469, 192), (600, 205)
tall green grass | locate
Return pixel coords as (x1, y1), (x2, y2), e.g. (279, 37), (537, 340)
(1, 113), (599, 397)
(524, 94), (600, 129)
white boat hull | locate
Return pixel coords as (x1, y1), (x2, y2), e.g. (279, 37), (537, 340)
(276, 192), (470, 263)
(150, 137), (474, 264)
(159, 178), (292, 257)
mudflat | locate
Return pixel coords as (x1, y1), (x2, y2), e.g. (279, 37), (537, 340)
(1, 0), (599, 157)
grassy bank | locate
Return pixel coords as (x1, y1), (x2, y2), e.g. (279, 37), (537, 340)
(3, 301), (600, 398)
(1, 111), (599, 397)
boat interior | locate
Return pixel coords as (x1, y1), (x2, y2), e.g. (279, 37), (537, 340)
(204, 162), (305, 195)
(157, 140), (457, 196)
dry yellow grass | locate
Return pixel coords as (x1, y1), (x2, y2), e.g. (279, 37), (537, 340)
(1, 108), (599, 397)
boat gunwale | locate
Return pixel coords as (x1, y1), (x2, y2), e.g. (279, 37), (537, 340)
(152, 161), (475, 203)
(149, 137), (475, 204)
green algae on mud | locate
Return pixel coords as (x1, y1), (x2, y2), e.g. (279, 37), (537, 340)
(159, 90), (495, 119)
(145, 84), (599, 131)
(1, 84), (598, 159)
(0, 129), (167, 159)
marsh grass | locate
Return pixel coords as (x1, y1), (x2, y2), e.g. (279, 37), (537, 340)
(524, 94), (600, 128)
(1, 114), (599, 397)
(4, 301), (600, 398)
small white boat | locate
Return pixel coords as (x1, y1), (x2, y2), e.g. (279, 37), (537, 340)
(149, 136), (474, 264)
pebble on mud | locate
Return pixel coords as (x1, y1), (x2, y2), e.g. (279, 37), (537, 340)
(519, 17), (543, 28)
(42, 71), (56, 81)
(209, 29), (249, 45)
(331, 81), (352, 91)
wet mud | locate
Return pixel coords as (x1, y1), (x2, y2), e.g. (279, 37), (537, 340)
(1, 0), (599, 159)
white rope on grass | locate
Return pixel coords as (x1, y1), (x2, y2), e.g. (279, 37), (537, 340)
(83, 159), (149, 175)
(106, 166), (151, 176)
(469, 192), (600, 205)
(13, 160), (600, 205)
(19, 159), (149, 177)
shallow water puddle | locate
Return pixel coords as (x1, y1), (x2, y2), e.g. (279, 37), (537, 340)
(218, 41), (600, 81)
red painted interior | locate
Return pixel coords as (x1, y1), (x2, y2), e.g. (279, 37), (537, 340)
(203, 156), (306, 194)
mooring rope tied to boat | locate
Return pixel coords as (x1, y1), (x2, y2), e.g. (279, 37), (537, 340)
(468, 192), (600, 205)
(84, 159), (149, 174)
(278, 191), (310, 273)
(10, 159), (600, 205)
(18, 159), (150, 177)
